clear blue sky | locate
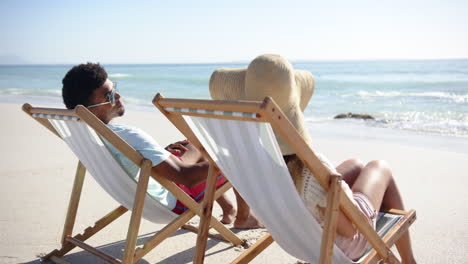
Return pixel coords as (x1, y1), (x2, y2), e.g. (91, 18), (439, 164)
(1, 0), (467, 64)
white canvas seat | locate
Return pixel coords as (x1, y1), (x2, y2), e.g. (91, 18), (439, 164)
(44, 114), (177, 223)
(184, 115), (351, 263)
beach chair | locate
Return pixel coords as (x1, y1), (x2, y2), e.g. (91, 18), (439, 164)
(22, 103), (243, 264)
(153, 94), (417, 264)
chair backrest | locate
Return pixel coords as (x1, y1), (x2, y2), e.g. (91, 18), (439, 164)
(175, 112), (351, 263)
(31, 112), (176, 224)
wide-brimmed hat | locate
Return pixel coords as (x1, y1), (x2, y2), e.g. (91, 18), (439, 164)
(209, 54), (314, 155)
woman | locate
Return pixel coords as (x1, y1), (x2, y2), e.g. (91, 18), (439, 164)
(210, 54), (416, 263)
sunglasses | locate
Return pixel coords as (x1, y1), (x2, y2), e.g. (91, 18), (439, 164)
(87, 82), (118, 109)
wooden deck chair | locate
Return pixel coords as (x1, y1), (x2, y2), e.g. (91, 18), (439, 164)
(153, 94), (417, 264)
(22, 103), (244, 264)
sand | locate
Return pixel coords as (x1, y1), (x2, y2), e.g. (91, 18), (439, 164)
(1, 101), (467, 264)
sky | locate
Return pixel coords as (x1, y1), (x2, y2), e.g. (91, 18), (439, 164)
(0, 0), (467, 64)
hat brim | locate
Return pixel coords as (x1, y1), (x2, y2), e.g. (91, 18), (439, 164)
(210, 68), (314, 111)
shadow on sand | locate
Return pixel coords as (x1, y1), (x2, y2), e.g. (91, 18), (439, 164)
(20, 228), (239, 264)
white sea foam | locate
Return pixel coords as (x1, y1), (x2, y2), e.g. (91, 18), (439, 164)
(373, 111), (468, 136)
(304, 116), (331, 123)
(414, 92), (468, 103)
(121, 97), (145, 105)
(320, 73), (468, 83)
(109, 73), (131, 78)
(0, 88), (61, 97)
(350, 90), (468, 103)
(0, 88), (24, 95)
(305, 110), (468, 137)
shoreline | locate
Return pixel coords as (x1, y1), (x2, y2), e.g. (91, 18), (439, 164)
(308, 119), (468, 155)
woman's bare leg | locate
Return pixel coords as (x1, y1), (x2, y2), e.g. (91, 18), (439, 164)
(336, 158), (364, 186)
(232, 189), (264, 229)
(351, 160), (416, 264)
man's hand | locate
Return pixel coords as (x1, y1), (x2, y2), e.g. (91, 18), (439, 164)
(165, 140), (189, 156)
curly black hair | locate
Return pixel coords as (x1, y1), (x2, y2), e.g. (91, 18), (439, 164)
(62, 63), (108, 109)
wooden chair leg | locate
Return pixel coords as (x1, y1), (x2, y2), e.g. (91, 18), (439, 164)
(152, 170), (243, 246)
(203, 183), (244, 246)
(362, 210), (416, 264)
(205, 182), (244, 246)
(231, 234), (274, 264)
(50, 256), (71, 264)
(133, 182), (241, 262)
(61, 161), (86, 244)
(193, 164), (219, 264)
(122, 159), (152, 264)
(319, 175), (342, 264)
(42, 206), (128, 262)
(133, 210), (196, 261)
(182, 224), (230, 243)
(64, 237), (121, 264)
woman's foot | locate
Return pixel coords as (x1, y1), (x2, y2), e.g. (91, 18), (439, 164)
(233, 214), (264, 229)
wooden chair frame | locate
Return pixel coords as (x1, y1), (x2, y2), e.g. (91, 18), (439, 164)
(152, 94), (417, 264)
(22, 103), (244, 264)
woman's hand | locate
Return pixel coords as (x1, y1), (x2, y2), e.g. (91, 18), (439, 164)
(165, 140), (189, 156)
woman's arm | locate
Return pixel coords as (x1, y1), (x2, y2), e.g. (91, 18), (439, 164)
(318, 206), (358, 238)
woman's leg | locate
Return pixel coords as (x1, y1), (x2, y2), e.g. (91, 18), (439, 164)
(232, 189), (264, 229)
(336, 158), (364, 187)
(351, 160), (416, 264)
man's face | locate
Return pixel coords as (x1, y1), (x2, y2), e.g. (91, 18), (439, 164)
(87, 79), (125, 123)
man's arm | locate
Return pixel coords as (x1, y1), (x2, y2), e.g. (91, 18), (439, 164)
(165, 141), (206, 164)
(110, 126), (209, 187)
(152, 155), (209, 188)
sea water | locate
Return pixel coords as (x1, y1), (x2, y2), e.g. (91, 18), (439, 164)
(1, 59), (467, 140)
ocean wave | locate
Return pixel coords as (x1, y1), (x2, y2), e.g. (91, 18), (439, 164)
(0, 88), (61, 97)
(304, 116), (331, 123)
(107, 74), (207, 85)
(318, 73), (468, 83)
(109, 73), (132, 78)
(121, 96), (146, 105)
(307, 111), (468, 137)
(348, 90), (468, 104)
(148, 76), (208, 84)
(370, 111), (468, 136)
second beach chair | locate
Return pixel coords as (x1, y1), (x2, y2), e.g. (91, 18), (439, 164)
(153, 94), (417, 264)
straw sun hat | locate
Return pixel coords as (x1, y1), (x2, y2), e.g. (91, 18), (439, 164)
(209, 54), (315, 156)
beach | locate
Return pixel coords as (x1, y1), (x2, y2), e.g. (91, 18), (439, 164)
(1, 101), (467, 264)
(2, 0), (468, 261)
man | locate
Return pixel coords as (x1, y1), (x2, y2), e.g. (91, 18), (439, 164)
(61, 62), (262, 229)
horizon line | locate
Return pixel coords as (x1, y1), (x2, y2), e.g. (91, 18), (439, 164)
(1, 57), (468, 66)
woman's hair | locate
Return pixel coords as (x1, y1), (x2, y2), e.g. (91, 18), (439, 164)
(284, 154), (304, 191)
(62, 62), (108, 109)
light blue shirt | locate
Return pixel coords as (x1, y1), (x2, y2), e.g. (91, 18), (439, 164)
(103, 124), (177, 210)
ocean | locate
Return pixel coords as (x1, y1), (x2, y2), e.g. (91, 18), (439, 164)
(1, 59), (467, 140)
